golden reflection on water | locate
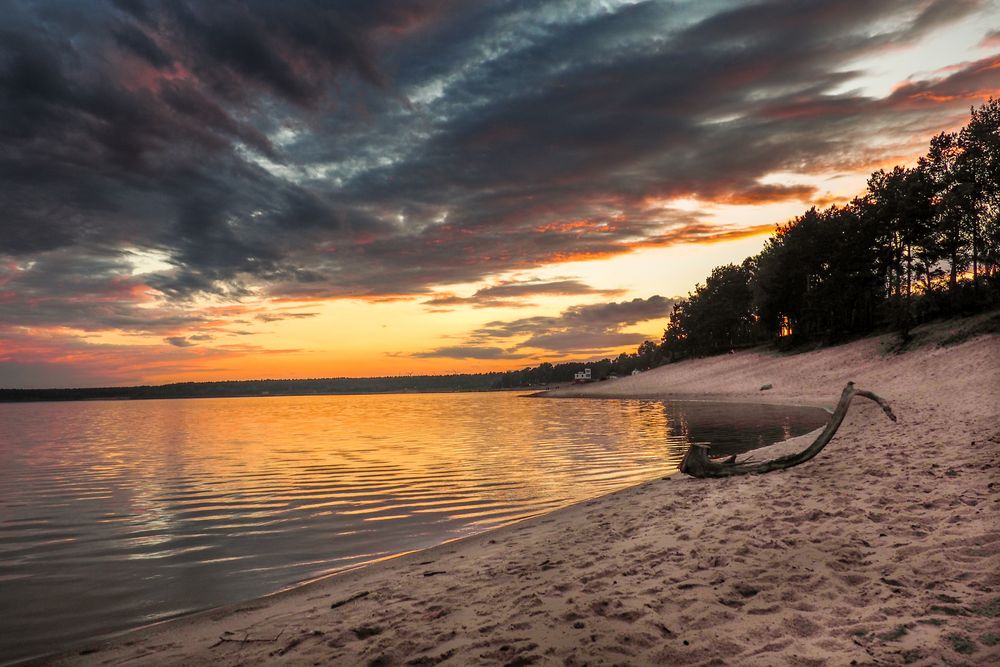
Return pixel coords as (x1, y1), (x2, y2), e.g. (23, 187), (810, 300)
(0, 392), (826, 663)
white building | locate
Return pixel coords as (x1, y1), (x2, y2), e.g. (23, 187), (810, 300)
(573, 368), (592, 382)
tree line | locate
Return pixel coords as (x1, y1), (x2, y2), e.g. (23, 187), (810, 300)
(663, 100), (999, 359)
(499, 100), (1000, 383)
(0, 374), (508, 402)
(491, 340), (662, 388)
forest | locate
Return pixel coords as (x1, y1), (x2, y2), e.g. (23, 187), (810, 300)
(499, 100), (1000, 385)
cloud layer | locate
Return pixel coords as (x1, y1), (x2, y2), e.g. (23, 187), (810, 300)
(415, 295), (675, 359)
(422, 278), (625, 310)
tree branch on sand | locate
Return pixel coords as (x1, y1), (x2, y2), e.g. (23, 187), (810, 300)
(680, 382), (896, 478)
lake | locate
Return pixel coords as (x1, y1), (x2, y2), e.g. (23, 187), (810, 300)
(0, 392), (828, 663)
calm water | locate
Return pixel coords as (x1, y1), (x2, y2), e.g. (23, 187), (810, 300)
(0, 392), (827, 663)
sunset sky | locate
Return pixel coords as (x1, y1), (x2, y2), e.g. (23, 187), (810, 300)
(2, 0), (1000, 388)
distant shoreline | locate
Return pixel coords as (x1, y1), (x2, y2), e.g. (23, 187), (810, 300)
(0, 382), (548, 405)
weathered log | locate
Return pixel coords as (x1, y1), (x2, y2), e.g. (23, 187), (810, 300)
(679, 382), (896, 478)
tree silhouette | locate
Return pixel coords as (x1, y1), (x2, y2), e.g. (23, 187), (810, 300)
(660, 100), (999, 361)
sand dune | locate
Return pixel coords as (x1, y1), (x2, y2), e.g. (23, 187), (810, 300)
(43, 315), (1000, 666)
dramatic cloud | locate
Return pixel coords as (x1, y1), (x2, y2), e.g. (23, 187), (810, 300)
(415, 295), (676, 359)
(1, 0), (998, 384)
(720, 184), (818, 206)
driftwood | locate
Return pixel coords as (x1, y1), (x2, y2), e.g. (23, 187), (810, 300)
(330, 591), (369, 609)
(680, 382), (896, 478)
(208, 629), (285, 648)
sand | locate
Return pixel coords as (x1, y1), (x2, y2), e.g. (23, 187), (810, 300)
(41, 315), (1000, 666)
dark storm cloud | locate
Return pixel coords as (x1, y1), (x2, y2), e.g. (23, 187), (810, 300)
(1, 0), (997, 345)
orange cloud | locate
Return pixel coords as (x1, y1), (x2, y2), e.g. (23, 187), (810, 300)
(718, 184), (818, 205)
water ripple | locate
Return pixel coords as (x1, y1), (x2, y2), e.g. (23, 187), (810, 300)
(0, 392), (827, 664)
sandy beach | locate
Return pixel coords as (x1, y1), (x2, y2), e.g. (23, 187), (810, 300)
(39, 314), (1000, 667)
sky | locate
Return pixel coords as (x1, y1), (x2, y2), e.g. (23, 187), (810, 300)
(2, 0), (1000, 388)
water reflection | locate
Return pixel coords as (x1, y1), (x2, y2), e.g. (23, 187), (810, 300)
(0, 393), (827, 663)
(664, 401), (826, 455)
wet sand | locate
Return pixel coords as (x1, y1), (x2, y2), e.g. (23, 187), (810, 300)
(40, 314), (1000, 666)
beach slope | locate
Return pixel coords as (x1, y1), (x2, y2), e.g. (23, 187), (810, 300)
(45, 315), (1000, 666)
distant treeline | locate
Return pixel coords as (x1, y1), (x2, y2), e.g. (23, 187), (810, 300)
(492, 341), (661, 388)
(0, 374), (506, 403)
(499, 101), (1000, 384)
